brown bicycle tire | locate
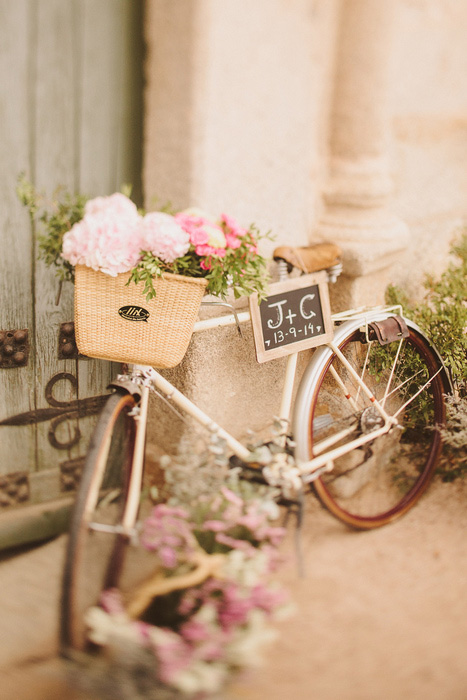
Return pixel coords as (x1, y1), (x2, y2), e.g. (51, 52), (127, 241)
(310, 327), (449, 529)
(60, 390), (137, 653)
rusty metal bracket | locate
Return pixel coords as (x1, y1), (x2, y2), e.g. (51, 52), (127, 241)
(60, 456), (85, 492)
(367, 315), (410, 346)
(58, 321), (83, 360)
(0, 329), (29, 368)
(0, 471), (30, 508)
(0, 372), (109, 450)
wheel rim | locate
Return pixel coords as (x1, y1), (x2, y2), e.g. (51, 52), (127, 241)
(61, 393), (136, 652)
(311, 329), (446, 528)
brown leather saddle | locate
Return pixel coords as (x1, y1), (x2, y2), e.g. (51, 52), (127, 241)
(273, 242), (342, 274)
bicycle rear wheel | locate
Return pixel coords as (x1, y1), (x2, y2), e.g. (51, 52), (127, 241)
(60, 390), (137, 653)
(295, 319), (449, 529)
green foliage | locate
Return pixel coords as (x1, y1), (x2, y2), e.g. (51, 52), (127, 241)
(17, 173), (87, 283)
(128, 222), (272, 302)
(437, 393), (467, 482)
(18, 174), (272, 301)
(386, 232), (467, 480)
(386, 233), (467, 386)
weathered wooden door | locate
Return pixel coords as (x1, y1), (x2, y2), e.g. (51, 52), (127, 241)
(0, 0), (143, 545)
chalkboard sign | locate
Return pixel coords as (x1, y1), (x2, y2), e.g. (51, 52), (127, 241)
(249, 271), (333, 363)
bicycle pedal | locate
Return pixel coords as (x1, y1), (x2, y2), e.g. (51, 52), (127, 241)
(228, 455), (303, 509)
(229, 454), (267, 483)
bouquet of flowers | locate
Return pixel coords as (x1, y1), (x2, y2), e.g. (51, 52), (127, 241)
(17, 177), (271, 301)
(83, 483), (290, 697)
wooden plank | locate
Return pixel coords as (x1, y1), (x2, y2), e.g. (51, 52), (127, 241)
(115, 0), (144, 205)
(0, 0), (36, 479)
(0, 0), (143, 516)
(76, 0), (143, 407)
(79, 0), (124, 194)
(33, 0), (82, 478)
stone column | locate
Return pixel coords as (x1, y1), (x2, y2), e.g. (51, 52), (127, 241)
(315, 0), (408, 309)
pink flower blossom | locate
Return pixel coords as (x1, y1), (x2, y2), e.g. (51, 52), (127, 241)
(216, 533), (256, 553)
(203, 223), (226, 249)
(62, 209), (142, 276)
(257, 526), (286, 547)
(220, 487), (243, 507)
(220, 213), (248, 237)
(140, 504), (196, 568)
(150, 629), (195, 684)
(250, 584), (289, 615)
(225, 233), (241, 249)
(237, 512), (264, 531)
(189, 227), (210, 246)
(180, 619), (210, 643)
(84, 192), (139, 219)
(100, 588), (126, 615)
(176, 213), (227, 251)
(138, 212), (190, 263)
(218, 586), (252, 630)
(195, 244), (216, 257)
(203, 519), (228, 532)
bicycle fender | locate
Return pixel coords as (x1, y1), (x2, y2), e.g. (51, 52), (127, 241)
(107, 376), (142, 402)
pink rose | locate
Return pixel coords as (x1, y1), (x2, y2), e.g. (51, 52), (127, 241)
(220, 213), (247, 237)
(225, 233), (241, 249)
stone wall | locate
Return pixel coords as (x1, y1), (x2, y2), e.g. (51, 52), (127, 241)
(142, 0), (467, 459)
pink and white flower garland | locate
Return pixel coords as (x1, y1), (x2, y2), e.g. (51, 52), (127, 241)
(84, 491), (290, 696)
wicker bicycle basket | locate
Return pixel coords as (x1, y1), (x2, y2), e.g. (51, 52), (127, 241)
(74, 265), (207, 368)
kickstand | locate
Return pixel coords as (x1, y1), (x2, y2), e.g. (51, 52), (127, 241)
(282, 489), (306, 578)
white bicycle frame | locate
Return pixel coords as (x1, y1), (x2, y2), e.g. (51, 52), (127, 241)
(121, 304), (413, 532)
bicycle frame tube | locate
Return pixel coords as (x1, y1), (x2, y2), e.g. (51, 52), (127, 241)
(143, 367), (252, 462)
(292, 311), (451, 481)
(122, 306), (442, 496)
(122, 380), (151, 531)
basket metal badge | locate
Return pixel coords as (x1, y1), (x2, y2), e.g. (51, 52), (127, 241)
(118, 305), (150, 322)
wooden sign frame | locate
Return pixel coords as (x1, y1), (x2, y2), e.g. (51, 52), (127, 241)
(249, 271), (333, 363)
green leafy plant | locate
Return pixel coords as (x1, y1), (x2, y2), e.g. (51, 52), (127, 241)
(437, 394), (467, 481)
(385, 233), (467, 387)
(128, 221), (271, 302)
(16, 173), (87, 283)
(385, 231), (467, 480)
(17, 175), (272, 301)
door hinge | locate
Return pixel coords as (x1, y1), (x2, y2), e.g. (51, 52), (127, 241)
(0, 329), (29, 368)
(58, 322), (82, 360)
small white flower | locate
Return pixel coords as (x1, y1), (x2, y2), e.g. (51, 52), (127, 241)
(174, 660), (228, 694)
(226, 610), (277, 667)
(84, 607), (141, 647)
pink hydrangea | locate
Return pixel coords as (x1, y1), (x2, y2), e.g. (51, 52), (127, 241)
(138, 212), (190, 263)
(61, 208), (142, 276)
(84, 192), (139, 219)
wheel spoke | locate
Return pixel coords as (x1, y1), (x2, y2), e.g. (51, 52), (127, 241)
(310, 325), (446, 528)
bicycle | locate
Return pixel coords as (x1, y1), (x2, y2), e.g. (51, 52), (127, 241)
(60, 242), (452, 652)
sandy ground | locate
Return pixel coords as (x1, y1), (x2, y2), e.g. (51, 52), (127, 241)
(1, 476), (467, 700)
